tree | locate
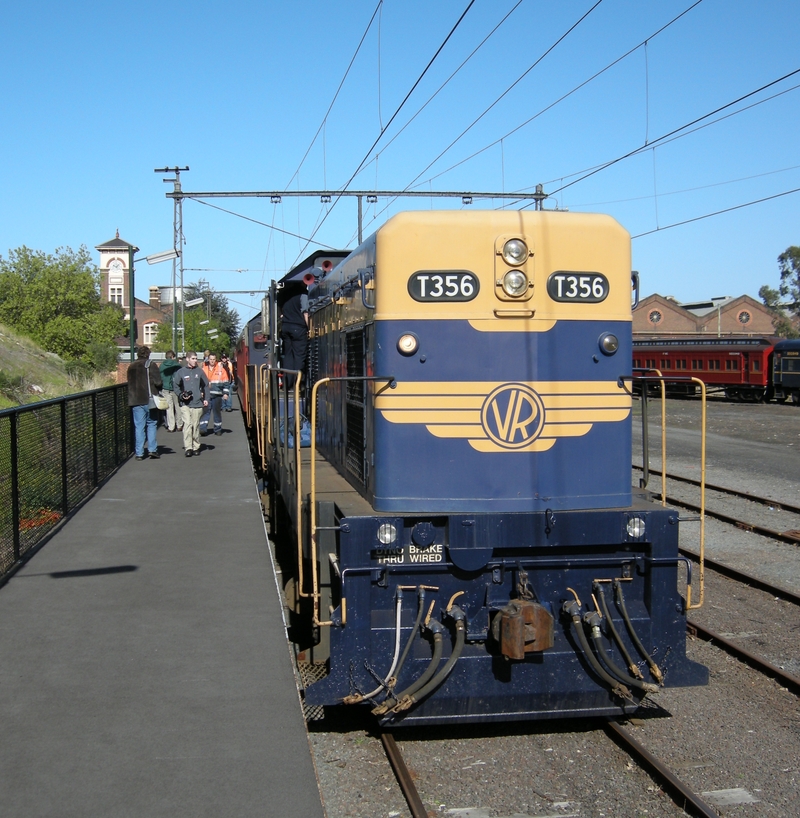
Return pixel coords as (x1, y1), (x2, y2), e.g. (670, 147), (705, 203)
(0, 246), (126, 359)
(152, 280), (238, 355)
(760, 247), (800, 338)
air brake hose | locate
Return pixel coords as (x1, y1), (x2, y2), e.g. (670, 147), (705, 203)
(373, 621), (444, 716)
(393, 587), (427, 684)
(343, 588), (404, 705)
(593, 582), (642, 679)
(562, 600), (632, 702)
(584, 612), (659, 694)
(394, 607), (466, 711)
(614, 580), (664, 684)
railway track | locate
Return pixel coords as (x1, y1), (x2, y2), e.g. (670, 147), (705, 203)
(380, 723), (724, 818)
(633, 465), (800, 546)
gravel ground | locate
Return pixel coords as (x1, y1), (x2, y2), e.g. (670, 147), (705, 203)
(301, 398), (800, 818)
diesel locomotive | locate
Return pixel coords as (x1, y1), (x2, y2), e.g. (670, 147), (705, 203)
(240, 209), (708, 725)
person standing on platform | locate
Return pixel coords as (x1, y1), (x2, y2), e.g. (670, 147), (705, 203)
(220, 352), (234, 412)
(127, 345), (162, 461)
(174, 352), (209, 457)
(159, 350), (183, 433)
(199, 352), (230, 436)
(280, 283), (309, 389)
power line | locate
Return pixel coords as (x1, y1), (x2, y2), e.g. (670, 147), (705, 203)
(540, 66), (800, 200)
(188, 199), (339, 250)
(293, 0), (477, 263)
(401, 0), (606, 193)
(372, 0), (527, 161)
(411, 0), (705, 190)
(283, 1), (384, 191)
(631, 186), (800, 238)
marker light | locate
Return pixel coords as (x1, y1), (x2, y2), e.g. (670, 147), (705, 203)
(377, 523), (398, 545)
(626, 517), (646, 539)
(502, 238), (528, 266)
(502, 270), (528, 297)
(600, 333), (620, 355)
(397, 333), (419, 356)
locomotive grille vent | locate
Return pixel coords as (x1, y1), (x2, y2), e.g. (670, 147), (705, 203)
(346, 330), (366, 484)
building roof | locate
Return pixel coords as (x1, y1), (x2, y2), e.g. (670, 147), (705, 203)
(96, 229), (137, 251)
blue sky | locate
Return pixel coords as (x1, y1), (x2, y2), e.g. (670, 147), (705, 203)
(1, 0), (798, 323)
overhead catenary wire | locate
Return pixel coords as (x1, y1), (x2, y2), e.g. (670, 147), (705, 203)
(410, 0), (705, 191)
(292, 0), (477, 265)
(631, 186), (800, 239)
(401, 0), (606, 194)
(282, 0), (384, 192)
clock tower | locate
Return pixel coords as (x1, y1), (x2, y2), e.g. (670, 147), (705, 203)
(96, 230), (134, 310)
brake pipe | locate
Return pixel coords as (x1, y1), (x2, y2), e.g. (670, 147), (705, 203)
(374, 620), (445, 716)
(584, 612), (659, 694)
(593, 582), (643, 679)
(614, 580), (664, 684)
(563, 600), (632, 702)
(391, 587), (428, 689)
(343, 588), (404, 704)
(393, 607), (466, 712)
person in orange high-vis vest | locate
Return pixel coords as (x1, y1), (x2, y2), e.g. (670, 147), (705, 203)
(199, 353), (231, 436)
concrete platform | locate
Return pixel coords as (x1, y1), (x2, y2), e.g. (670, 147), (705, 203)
(0, 408), (324, 818)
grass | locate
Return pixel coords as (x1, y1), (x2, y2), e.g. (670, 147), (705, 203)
(0, 323), (115, 409)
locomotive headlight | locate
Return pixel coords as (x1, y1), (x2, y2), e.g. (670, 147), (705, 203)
(626, 516), (646, 539)
(502, 238), (528, 266)
(377, 523), (398, 545)
(599, 333), (620, 355)
(397, 333), (419, 356)
(501, 270), (528, 297)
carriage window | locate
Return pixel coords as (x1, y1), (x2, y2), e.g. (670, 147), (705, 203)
(674, 359), (687, 370)
(708, 360), (720, 370)
(661, 359), (672, 369)
(646, 358), (656, 369)
(692, 359), (703, 370)
(751, 360), (760, 372)
(725, 359), (739, 371)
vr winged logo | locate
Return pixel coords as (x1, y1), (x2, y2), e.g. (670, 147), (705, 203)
(375, 380), (630, 453)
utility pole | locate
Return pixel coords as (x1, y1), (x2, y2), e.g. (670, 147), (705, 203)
(154, 166), (189, 353)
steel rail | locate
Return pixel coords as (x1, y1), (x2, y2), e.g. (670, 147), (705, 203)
(680, 549), (800, 606)
(634, 465), (800, 516)
(664, 494), (800, 546)
(687, 619), (800, 694)
(603, 721), (719, 818)
(380, 731), (427, 818)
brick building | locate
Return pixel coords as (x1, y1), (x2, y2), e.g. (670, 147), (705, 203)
(96, 232), (172, 352)
(633, 293), (777, 338)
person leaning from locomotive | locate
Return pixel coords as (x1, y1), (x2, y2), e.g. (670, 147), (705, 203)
(278, 281), (309, 388)
(173, 351), (209, 457)
(199, 352), (230, 436)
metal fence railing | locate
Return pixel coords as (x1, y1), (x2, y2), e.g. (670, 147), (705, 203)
(0, 384), (131, 581)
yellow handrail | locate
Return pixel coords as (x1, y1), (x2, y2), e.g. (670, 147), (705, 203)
(686, 376), (706, 610)
(308, 374), (395, 627)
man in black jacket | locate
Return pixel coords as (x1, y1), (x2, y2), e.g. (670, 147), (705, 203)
(126, 346), (163, 460)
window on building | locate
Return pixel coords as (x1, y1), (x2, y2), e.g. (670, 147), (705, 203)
(143, 322), (159, 345)
(738, 310), (751, 325)
(648, 309), (663, 324)
(109, 286), (123, 305)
